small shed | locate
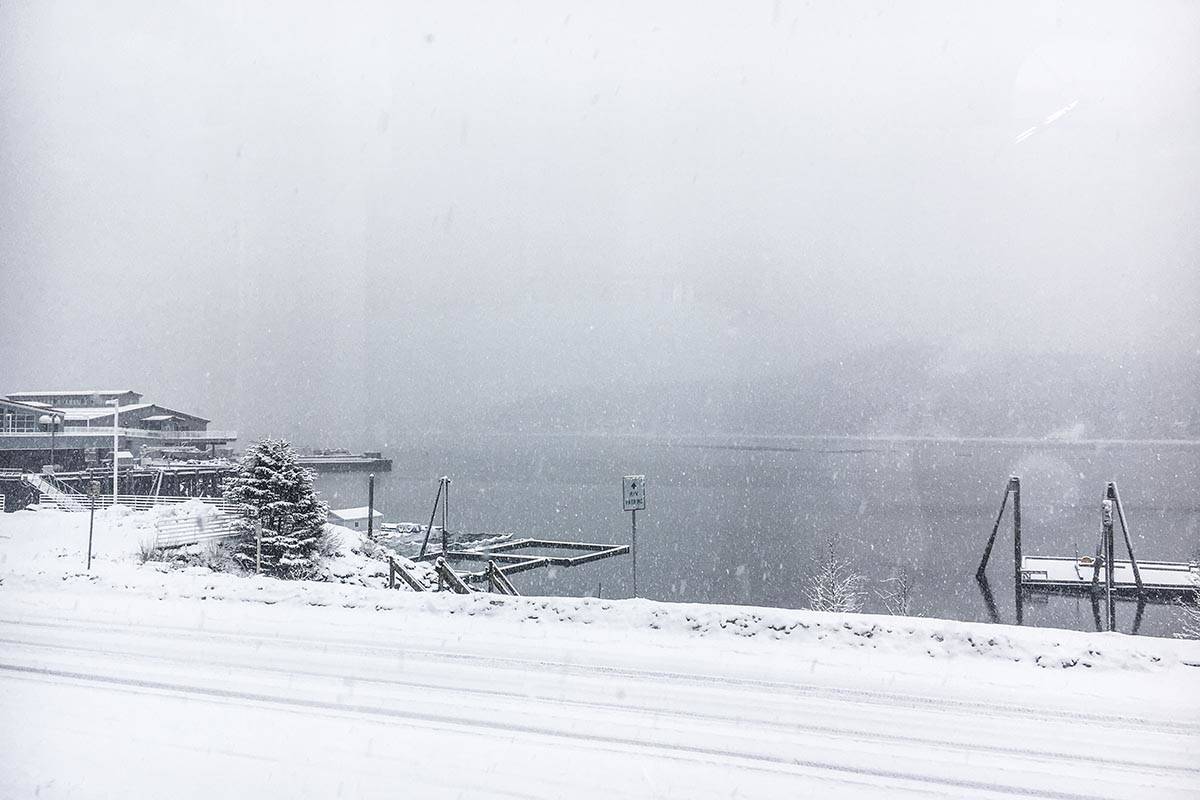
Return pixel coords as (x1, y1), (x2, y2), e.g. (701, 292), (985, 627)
(327, 506), (384, 531)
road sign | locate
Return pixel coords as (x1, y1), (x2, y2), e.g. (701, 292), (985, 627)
(623, 475), (646, 511)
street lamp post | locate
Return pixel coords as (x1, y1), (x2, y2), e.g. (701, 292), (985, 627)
(107, 399), (120, 503)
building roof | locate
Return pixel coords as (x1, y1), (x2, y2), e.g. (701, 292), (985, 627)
(0, 397), (64, 415)
(328, 507), (384, 521)
(7, 390), (140, 397)
(141, 415), (178, 422)
(63, 404), (155, 421)
(59, 404), (210, 424)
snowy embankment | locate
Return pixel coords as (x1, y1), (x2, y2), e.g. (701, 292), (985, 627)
(2, 506), (1199, 799)
(0, 505), (1196, 672)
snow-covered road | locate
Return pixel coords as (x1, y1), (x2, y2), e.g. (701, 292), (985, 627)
(2, 586), (1197, 799)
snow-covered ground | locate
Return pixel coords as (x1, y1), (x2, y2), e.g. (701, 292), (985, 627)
(1, 507), (1198, 798)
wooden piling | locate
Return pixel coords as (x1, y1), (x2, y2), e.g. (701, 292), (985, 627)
(1012, 476), (1022, 625)
(367, 473), (375, 540)
(1103, 498), (1116, 631)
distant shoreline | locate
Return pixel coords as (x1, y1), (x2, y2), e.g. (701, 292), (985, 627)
(422, 431), (1200, 449)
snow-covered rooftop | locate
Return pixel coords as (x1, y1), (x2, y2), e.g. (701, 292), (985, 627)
(7, 390), (140, 397)
(328, 507), (384, 521)
(63, 404), (154, 421)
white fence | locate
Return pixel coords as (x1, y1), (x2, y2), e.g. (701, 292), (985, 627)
(97, 494), (238, 513)
(23, 482), (236, 514)
(154, 513), (241, 549)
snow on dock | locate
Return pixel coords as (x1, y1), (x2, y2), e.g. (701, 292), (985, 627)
(1022, 555), (1199, 596)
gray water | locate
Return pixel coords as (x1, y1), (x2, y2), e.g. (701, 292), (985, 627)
(314, 434), (1200, 637)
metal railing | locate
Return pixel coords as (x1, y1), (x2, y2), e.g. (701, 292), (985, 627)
(0, 427), (237, 441)
(24, 491), (236, 513)
(23, 474), (87, 512)
(96, 494), (237, 513)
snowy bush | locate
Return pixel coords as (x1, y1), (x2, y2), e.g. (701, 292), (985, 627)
(222, 438), (329, 579)
(317, 527), (343, 560)
(806, 535), (865, 613)
(1178, 588), (1200, 640)
(136, 536), (163, 565)
(878, 568), (918, 616)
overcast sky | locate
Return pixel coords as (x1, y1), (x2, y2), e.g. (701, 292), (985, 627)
(2, 1), (1197, 445)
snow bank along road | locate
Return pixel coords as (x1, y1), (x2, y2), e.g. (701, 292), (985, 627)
(1, 583), (1197, 799)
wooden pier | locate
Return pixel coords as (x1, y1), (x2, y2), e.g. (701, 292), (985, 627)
(386, 476), (630, 594)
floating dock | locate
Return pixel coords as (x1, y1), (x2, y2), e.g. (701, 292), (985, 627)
(1021, 555), (1198, 597)
(296, 454), (392, 472)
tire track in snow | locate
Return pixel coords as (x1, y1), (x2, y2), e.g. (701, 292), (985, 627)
(0, 660), (1149, 800)
(2, 614), (1194, 736)
(0, 629), (1194, 782)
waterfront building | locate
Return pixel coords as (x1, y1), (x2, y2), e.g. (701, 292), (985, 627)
(0, 389), (236, 471)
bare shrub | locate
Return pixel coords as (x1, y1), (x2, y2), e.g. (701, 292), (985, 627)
(137, 536), (163, 564)
(878, 567), (918, 617)
(807, 535), (865, 613)
(317, 527), (343, 560)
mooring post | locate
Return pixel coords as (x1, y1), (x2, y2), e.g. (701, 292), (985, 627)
(1012, 476), (1022, 625)
(438, 477), (450, 591)
(975, 574), (1001, 624)
(441, 476), (449, 557)
(1109, 482), (1144, 596)
(1102, 496), (1116, 631)
(976, 476), (1014, 579)
(418, 479), (444, 559)
(367, 473), (375, 540)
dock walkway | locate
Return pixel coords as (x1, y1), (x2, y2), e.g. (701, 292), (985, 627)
(1021, 555), (1198, 596)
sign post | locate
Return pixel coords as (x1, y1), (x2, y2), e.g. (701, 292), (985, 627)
(86, 481), (99, 571)
(622, 475), (646, 597)
(248, 507), (262, 575)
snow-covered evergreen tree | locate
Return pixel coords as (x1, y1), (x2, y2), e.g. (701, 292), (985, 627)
(223, 438), (328, 579)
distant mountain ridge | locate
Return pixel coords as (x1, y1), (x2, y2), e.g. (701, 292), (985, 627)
(460, 345), (1200, 440)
